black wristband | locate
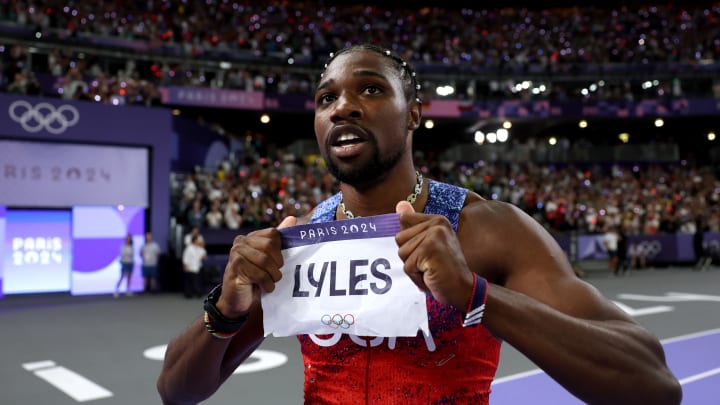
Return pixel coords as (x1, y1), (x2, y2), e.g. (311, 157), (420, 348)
(203, 284), (248, 337)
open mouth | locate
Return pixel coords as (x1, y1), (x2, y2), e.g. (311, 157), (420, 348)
(328, 125), (370, 157)
(333, 132), (363, 147)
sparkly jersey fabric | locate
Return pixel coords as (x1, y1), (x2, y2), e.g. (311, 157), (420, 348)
(299, 179), (501, 404)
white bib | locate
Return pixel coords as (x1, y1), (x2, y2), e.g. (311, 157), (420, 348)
(262, 214), (429, 337)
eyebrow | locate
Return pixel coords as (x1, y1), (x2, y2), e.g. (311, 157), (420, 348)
(315, 69), (391, 93)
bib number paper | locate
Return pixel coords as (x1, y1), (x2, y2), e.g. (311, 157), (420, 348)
(262, 214), (429, 337)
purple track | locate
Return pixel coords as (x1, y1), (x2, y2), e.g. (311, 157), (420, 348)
(490, 329), (720, 404)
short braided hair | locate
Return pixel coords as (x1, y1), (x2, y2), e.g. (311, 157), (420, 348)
(320, 44), (422, 104)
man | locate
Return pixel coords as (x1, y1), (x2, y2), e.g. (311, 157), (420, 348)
(141, 231), (162, 293)
(183, 226), (204, 248)
(181, 234), (206, 298)
(158, 45), (681, 404)
(602, 224), (621, 275)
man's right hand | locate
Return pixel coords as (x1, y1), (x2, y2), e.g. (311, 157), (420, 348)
(216, 216), (297, 319)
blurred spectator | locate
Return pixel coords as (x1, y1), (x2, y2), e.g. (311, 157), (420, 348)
(114, 233), (135, 298)
(141, 231), (162, 293)
(205, 201), (224, 229)
(603, 225), (621, 275)
(694, 220), (713, 270)
(186, 199), (206, 229)
(183, 226), (205, 248)
(181, 234), (206, 298)
(2, 2), (720, 102)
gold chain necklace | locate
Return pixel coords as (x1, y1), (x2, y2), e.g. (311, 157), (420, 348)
(339, 171), (423, 219)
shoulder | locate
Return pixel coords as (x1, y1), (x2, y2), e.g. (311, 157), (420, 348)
(458, 193), (533, 230)
(295, 212), (314, 226)
(457, 194), (574, 284)
(457, 195), (542, 248)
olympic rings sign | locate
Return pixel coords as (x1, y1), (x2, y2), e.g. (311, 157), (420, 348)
(321, 313), (355, 329)
(8, 100), (80, 134)
(637, 240), (663, 258)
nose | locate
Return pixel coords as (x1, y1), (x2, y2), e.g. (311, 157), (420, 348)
(331, 93), (362, 123)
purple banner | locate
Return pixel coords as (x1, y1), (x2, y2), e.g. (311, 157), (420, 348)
(71, 206), (145, 295)
(280, 214), (401, 249)
(159, 86), (264, 109)
(156, 87), (720, 119)
(553, 234), (572, 257)
(705, 232), (720, 255)
(0, 206), (5, 298)
(2, 210), (72, 294)
(577, 233), (696, 263)
(264, 93), (315, 111)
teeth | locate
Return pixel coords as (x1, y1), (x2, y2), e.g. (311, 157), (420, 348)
(338, 133), (360, 142)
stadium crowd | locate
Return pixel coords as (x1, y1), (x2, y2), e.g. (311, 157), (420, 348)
(1, 1), (719, 103)
(170, 141), (720, 237)
(2, 1), (719, 237)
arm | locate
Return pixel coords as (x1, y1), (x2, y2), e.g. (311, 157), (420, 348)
(157, 307), (264, 405)
(395, 200), (681, 405)
(157, 216), (297, 404)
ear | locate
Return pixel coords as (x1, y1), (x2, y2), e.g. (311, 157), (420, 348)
(407, 101), (422, 131)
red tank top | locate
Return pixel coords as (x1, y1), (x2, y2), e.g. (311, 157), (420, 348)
(299, 181), (500, 403)
(298, 295), (501, 404)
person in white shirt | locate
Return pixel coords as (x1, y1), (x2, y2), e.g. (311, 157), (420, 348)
(182, 234), (207, 298)
(205, 202), (224, 229)
(602, 225), (620, 275)
(224, 203), (242, 230)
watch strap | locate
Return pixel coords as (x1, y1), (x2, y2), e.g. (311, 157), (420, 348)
(203, 284), (248, 338)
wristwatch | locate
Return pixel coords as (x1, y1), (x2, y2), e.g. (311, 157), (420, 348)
(203, 284), (248, 335)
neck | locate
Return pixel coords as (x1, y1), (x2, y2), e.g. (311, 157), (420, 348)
(338, 169), (425, 219)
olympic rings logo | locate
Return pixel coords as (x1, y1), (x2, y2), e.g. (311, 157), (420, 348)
(637, 240), (662, 258)
(8, 100), (80, 134)
(321, 313), (355, 329)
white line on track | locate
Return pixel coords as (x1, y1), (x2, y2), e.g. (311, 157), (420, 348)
(492, 328), (720, 387)
(660, 327), (720, 344)
(679, 367), (720, 385)
(22, 360), (113, 402)
(491, 369), (544, 385)
(22, 360), (57, 371)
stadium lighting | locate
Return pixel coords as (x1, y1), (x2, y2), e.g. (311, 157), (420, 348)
(424, 119), (435, 129)
(619, 133), (630, 143)
(654, 118), (664, 127)
(709, 131), (716, 141)
(502, 121), (512, 129)
(548, 136), (557, 146)
(260, 114), (271, 124)
(435, 85), (455, 96)
(486, 132), (497, 143)
(496, 128), (509, 142)
(579, 120), (588, 129)
(474, 130), (485, 145)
